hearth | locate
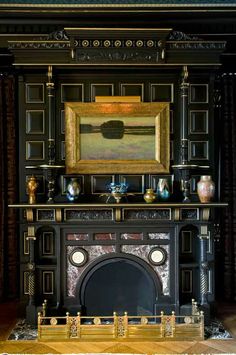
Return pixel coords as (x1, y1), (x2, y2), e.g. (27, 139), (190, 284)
(77, 255), (159, 316)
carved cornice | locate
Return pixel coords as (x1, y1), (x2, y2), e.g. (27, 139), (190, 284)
(47, 29), (69, 41)
(8, 40), (70, 50)
(76, 49), (161, 64)
(167, 30), (226, 50)
(168, 31), (202, 41)
(6, 28), (226, 65)
(167, 41), (226, 50)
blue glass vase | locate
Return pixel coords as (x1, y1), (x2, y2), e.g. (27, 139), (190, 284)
(157, 178), (170, 201)
(66, 178), (81, 202)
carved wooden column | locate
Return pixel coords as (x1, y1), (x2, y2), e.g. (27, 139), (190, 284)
(46, 65), (55, 165)
(172, 66), (191, 202)
(26, 226), (37, 324)
(198, 225), (210, 321)
(46, 66), (56, 202)
(180, 65), (189, 167)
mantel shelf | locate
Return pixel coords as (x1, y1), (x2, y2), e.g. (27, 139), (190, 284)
(8, 202), (228, 208)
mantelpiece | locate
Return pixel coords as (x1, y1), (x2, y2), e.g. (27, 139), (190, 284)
(3, 19), (228, 331)
(9, 202), (228, 223)
(9, 201), (227, 327)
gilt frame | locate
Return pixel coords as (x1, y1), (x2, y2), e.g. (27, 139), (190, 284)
(65, 102), (170, 174)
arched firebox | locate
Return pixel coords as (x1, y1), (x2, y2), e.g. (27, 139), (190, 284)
(76, 254), (162, 316)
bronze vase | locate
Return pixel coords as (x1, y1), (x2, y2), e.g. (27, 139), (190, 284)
(144, 188), (156, 203)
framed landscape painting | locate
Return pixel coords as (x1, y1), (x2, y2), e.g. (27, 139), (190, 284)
(65, 102), (170, 174)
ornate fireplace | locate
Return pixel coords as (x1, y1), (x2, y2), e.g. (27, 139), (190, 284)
(6, 25), (228, 332)
(65, 230), (170, 316)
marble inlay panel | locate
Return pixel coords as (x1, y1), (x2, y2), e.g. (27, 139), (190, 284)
(66, 233), (89, 241)
(121, 244), (170, 295)
(148, 233), (170, 240)
(67, 245), (116, 297)
(120, 233), (143, 240)
(124, 209), (171, 220)
(65, 209), (113, 221)
(94, 233), (116, 240)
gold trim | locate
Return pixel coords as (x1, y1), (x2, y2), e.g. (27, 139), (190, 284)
(9, 40), (69, 44)
(12, 63), (223, 66)
(0, 3), (236, 8)
(168, 40), (226, 44)
(23, 232), (30, 255)
(174, 208), (180, 221)
(199, 225), (210, 240)
(115, 208), (122, 222)
(55, 208), (62, 222)
(172, 164), (210, 169)
(37, 312), (204, 342)
(25, 164), (65, 169)
(27, 225), (35, 238)
(26, 208), (34, 222)
(95, 95), (140, 103)
(202, 208), (210, 221)
(65, 27), (173, 31)
(9, 202), (228, 208)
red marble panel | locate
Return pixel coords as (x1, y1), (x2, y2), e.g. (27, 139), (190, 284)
(66, 233), (89, 241)
(94, 233), (116, 240)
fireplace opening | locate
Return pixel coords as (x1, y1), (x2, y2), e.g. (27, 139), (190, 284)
(77, 255), (160, 316)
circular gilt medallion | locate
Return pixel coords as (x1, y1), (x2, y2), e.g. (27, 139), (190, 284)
(148, 247), (167, 266)
(141, 316), (148, 325)
(69, 248), (88, 267)
(82, 40), (89, 47)
(184, 316), (192, 324)
(93, 317), (101, 325)
(50, 317), (58, 325)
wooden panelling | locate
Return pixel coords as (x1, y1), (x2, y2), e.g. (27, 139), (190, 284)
(25, 83), (44, 103)
(61, 84), (84, 102)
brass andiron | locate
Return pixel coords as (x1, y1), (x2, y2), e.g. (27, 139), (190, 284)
(27, 176), (38, 204)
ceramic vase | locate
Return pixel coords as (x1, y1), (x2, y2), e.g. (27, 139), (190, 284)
(27, 175), (38, 204)
(197, 175), (215, 203)
(66, 178), (81, 201)
(157, 178), (170, 201)
(144, 188), (156, 203)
